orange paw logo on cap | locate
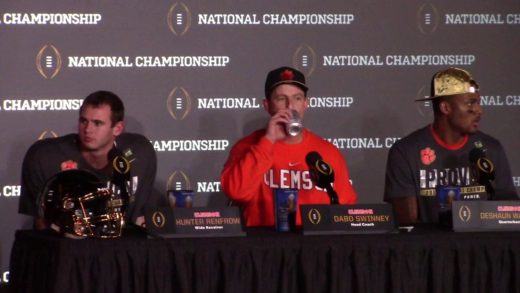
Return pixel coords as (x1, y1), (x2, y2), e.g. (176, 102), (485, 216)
(281, 69), (294, 81)
(420, 147), (436, 165)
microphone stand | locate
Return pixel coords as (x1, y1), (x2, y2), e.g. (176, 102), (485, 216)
(325, 185), (339, 205)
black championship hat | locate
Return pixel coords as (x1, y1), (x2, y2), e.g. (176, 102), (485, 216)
(264, 66), (308, 98)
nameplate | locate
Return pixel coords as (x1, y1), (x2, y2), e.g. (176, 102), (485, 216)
(452, 201), (520, 232)
(460, 185), (488, 200)
(145, 207), (245, 238)
(300, 204), (397, 235)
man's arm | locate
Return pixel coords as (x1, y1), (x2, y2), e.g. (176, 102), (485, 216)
(384, 144), (420, 225)
(125, 135), (158, 225)
(387, 197), (418, 225)
(220, 134), (275, 203)
(19, 141), (51, 230)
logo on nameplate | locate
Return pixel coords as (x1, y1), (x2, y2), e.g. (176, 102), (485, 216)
(167, 2), (192, 36)
(152, 211), (166, 228)
(293, 44), (317, 78)
(457, 205), (472, 222)
(417, 3), (440, 34)
(167, 86), (192, 120)
(307, 208), (322, 225)
(36, 44), (62, 79)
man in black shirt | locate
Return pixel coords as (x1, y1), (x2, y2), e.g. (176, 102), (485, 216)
(19, 91), (158, 230)
(384, 68), (518, 224)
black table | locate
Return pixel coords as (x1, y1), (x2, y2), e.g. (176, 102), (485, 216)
(9, 226), (520, 293)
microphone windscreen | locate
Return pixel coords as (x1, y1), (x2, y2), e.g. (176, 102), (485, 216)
(469, 147), (485, 163)
(305, 151), (321, 167)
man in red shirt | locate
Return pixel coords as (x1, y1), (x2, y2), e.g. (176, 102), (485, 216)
(221, 66), (358, 227)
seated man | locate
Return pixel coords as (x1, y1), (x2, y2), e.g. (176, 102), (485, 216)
(220, 66), (358, 226)
(384, 67), (518, 224)
(19, 90), (158, 229)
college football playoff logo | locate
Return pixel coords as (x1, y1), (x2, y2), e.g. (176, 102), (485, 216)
(36, 44), (62, 79)
(152, 211), (166, 228)
(307, 208), (322, 225)
(415, 86), (433, 117)
(38, 130), (59, 140)
(293, 44), (317, 77)
(457, 205), (471, 222)
(167, 86), (192, 120)
(167, 2), (192, 36)
(417, 3), (440, 34)
(167, 170), (192, 191)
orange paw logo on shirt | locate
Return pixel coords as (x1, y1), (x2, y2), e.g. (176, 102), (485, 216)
(60, 160), (78, 171)
(420, 147), (436, 165)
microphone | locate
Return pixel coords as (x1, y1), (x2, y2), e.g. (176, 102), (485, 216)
(305, 151), (339, 204)
(108, 147), (132, 209)
(469, 147), (495, 199)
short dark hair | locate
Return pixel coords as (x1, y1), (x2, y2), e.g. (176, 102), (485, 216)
(80, 91), (125, 126)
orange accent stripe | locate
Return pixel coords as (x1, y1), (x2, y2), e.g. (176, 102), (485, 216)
(430, 125), (468, 150)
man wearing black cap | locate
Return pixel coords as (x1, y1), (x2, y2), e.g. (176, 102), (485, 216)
(384, 67), (518, 224)
(221, 66), (358, 227)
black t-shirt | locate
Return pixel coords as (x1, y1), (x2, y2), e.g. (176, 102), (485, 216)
(19, 133), (158, 223)
(384, 125), (518, 223)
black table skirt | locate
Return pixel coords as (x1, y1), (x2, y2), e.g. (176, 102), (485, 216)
(9, 226), (520, 293)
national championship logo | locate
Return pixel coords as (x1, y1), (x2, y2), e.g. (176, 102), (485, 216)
(293, 44), (317, 77)
(167, 170), (193, 191)
(167, 86), (192, 120)
(167, 2), (192, 36)
(36, 44), (62, 79)
(417, 3), (440, 34)
(415, 86), (434, 117)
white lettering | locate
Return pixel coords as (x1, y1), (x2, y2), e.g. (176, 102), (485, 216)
(197, 182), (221, 192)
(506, 96), (520, 106)
(135, 56), (229, 67)
(507, 14), (520, 24)
(308, 96), (354, 108)
(197, 97), (260, 109)
(2, 99), (82, 111)
(2, 186), (21, 197)
(326, 137), (385, 149)
(445, 14), (505, 25)
(153, 140), (229, 152)
(386, 55), (476, 66)
(3, 13), (101, 25)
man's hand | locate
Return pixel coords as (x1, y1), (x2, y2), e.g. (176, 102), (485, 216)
(135, 215), (146, 227)
(265, 109), (292, 143)
(34, 217), (47, 230)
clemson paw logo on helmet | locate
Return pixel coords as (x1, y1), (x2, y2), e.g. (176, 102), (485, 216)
(420, 147), (436, 165)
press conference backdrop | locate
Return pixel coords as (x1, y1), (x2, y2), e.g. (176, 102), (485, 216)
(0, 0), (519, 283)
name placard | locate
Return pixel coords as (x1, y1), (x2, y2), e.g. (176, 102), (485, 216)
(145, 207), (245, 238)
(300, 204), (397, 235)
(452, 201), (520, 232)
